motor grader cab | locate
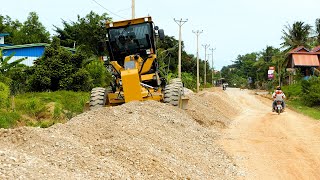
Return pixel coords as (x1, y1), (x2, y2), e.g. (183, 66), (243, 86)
(89, 17), (187, 109)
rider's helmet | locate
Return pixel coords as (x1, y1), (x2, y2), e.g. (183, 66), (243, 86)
(276, 86), (281, 90)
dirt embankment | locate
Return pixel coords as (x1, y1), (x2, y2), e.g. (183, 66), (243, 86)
(0, 89), (241, 179)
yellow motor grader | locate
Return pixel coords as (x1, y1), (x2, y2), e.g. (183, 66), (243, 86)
(89, 17), (187, 110)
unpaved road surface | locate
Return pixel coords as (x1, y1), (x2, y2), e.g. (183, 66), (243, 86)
(221, 88), (320, 180)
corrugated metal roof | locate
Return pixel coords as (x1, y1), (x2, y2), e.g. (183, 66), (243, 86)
(0, 33), (9, 37)
(1, 43), (49, 49)
(311, 46), (320, 53)
(1, 43), (76, 52)
(292, 54), (319, 67)
(288, 46), (310, 54)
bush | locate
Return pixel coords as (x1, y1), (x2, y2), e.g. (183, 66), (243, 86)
(27, 66), (51, 91)
(301, 77), (320, 106)
(7, 65), (30, 94)
(0, 82), (10, 108)
(282, 82), (302, 99)
(85, 60), (111, 87)
(68, 68), (93, 91)
(181, 72), (196, 90)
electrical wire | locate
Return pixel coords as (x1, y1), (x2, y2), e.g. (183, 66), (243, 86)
(90, 0), (126, 19)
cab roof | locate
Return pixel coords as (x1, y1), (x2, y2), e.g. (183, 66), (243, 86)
(106, 16), (153, 28)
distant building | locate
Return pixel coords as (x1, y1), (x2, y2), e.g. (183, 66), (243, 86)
(0, 33), (10, 47)
(286, 46), (320, 84)
(1, 43), (75, 66)
(2, 43), (49, 66)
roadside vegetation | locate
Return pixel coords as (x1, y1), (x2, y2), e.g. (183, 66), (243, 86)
(282, 78), (320, 120)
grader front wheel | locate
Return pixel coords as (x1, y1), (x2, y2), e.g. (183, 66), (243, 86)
(89, 87), (107, 110)
(164, 79), (183, 106)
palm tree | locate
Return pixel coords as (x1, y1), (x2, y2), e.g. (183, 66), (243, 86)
(315, 19), (320, 45)
(281, 21), (312, 52)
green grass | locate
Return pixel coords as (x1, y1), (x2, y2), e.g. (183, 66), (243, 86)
(287, 99), (320, 120)
(0, 110), (20, 128)
(0, 91), (90, 129)
(15, 90), (89, 116)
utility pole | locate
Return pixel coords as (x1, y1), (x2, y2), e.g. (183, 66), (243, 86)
(206, 53), (211, 86)
(192, 30), (203, 93)
(202, 44), (210, 86)
(278, 58), (281, 86)
(209, 48), (216, 86)
(174, 18), (188, 79)
(132, 0), (135, 19)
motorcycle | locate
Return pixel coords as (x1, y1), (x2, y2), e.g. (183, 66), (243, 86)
(274, 100), (284, 115)
(222, 84), (227, 91)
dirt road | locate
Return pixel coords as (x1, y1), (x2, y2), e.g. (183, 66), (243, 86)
(220, 88), (320, 180)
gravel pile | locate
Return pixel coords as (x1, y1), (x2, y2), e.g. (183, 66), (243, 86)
(186, 88), (241, 128)
(0, 92), (240, 179)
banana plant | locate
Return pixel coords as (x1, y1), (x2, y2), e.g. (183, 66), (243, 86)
(0, 49), (26, 73)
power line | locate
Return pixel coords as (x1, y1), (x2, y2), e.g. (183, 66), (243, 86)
(90, 0), (125, 19)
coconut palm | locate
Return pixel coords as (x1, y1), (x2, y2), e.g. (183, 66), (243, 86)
(315, 19), (320, 45)
(281, 21), (312, 52)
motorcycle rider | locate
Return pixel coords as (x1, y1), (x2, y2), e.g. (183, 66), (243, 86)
(222, 83), (227, 90)
(272, 86), (286, 112)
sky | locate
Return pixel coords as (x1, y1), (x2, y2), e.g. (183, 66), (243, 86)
(1, 0), (320, 70)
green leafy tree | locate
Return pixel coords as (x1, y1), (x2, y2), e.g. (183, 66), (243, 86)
(13, 12), (50, 44)
(281, 21), (312, 51)
(314, 18), (320, 45)
(0, 15), (22, 44)
(55, 11), (111, 56)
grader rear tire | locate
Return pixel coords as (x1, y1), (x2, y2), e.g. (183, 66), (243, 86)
(164, 80), (183, 106)
(89, 87), (107, 110)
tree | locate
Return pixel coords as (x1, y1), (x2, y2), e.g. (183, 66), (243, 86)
(54, 11), (111, 56)
(315, 19), (320, 45)
(281, 21), (312, 51)
(0, 15), (22, 44)
(13, 12), (50, 44)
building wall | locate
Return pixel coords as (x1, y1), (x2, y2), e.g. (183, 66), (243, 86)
(2, 46), (45, 66)
(3, 46), (45, 57)
(4, 56), (38, 66)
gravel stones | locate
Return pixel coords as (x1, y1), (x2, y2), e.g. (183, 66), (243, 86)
(0, 89), (240, 179)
